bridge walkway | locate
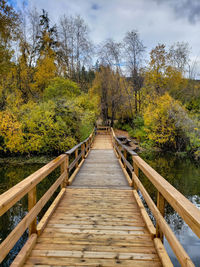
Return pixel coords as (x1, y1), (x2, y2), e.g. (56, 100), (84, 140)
(23, 134), (164, 267)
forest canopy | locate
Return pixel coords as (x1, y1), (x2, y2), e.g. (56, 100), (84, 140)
(0, 1), (199, 158)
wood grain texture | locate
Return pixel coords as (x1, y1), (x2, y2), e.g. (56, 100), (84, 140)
(23, 188), (162, 267)
(92, 134), (113, 149)
(71, 149), (130, 188)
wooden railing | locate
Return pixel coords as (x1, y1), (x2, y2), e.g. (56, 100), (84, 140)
(96, 125), (110, 134)
(111, 127), (200, 267)
(0, 129), (95, 266)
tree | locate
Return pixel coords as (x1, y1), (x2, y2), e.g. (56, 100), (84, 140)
(123, 30), (145, 113)
(144, 93), (190, 151)
(33, 10), (58, 93)
(0, 0), (19, 110)
(0, 0), (19, 44)
(168, 42), (190, 73)
(58, 15), (93, 81)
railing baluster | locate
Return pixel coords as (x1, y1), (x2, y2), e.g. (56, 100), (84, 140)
(75, 148), (78, 168)
(156, 191), (165, 242)
(81, 143), (85, 159)
(132, 160), (139, 190)
(28, 187), (37, 236)
(61, 156), (68, 188)
(123, 149), (127, 169)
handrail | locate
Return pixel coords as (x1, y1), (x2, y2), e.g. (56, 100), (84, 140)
(111, 127), (200, 267)
(0, 128), (95, 265)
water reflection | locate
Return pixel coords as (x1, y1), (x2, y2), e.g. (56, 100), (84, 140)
(0, 163), (60, 266)
(139, 151), (200, 267)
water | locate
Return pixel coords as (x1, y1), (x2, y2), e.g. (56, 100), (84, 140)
(139, 151), (200, 267)
(0, 153), (200, 266)
(0, 162), (60, 266)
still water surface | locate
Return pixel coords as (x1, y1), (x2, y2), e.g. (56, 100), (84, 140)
(139, 151), (200, 267)
(0, 153), (200, 266)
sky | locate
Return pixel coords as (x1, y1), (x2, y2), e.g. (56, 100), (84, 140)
(9, 0), (200, 77)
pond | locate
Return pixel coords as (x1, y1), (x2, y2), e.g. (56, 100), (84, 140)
(0, 152), (200, 266)
(139, 151), (200, 267)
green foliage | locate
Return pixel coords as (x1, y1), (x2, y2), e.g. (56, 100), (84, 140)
(44, 77), (80, 100)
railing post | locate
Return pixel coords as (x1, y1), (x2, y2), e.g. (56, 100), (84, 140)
(61, 155), (68, 188)
(81, 143), (85, 159)
(28, 187), (37, 236)
(132, 158), (139, 190)
(156, 191), (165, 242)
(75, 148), (78, 168)
(123, 149), (127, 169)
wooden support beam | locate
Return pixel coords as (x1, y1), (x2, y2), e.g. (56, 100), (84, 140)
(81, 143), (85, 159)
(132, 159), (139, 191)
(28, 187), (37, 236)
(60, 155), (68, 188)
(156, 191), (165, 242)
(132, 189), (156, 237)
(75, 148), (78, 168)
(123, 150), (127, 169)
(37, 188), (66, 236)
(154, 238), (173, 267)
(10, 234), (37, 267)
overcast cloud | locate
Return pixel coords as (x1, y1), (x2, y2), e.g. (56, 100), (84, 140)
(11, 0), (200, 77)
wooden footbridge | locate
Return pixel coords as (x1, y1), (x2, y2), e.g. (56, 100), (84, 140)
(0, 127), (200, 266)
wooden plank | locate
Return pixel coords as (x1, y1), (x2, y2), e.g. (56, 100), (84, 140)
(44, 224), (147, 231)
(154, 238), (173, 267)
(42, 228), (148, 236)
(10, 234), (37, 267)
(30, 249), (159, 260)
(0, 171), (66, 263)
(37, 188), (66, 236)
(0, 154), (66, 216)
(33, 243), (157, 253)
(36, 237), (155, 246)
(25, 257), (162, 267)
(132, 189), (156, 237)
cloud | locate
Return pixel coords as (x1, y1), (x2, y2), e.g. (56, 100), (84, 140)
(154, 0), (200, 24)
(91, 3), (100, 10)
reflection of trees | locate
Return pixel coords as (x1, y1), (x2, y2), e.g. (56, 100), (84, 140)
(0, 163), (44, 266)
(139, 151), (200, 197)
(137, 151), (200, 240)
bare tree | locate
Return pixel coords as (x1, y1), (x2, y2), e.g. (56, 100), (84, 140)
(58, 15), (93, 80)
(168, 42), (190, 73)
(123, 30), (145, 114)
(28, 7), (40, 67)
(97, 39), (126, 125)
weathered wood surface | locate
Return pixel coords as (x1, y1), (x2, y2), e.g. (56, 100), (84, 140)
(92, 134), (113, 149)
(23, 188), (162, 267)
(71, 149), (130, 188)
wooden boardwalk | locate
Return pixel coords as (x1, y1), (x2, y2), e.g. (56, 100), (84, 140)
(23, 134), (163, 266)
(2, 128), (200, 266)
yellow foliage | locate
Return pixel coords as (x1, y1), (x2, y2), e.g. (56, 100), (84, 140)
(0, 111), (24, 152)
(144, 93), (180, 147)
